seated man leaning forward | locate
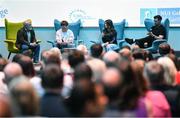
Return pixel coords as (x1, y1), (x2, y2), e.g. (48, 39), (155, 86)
(16, 19), (40, 63)
(56, 20), (75, 49)
(125, 15), (166, 48)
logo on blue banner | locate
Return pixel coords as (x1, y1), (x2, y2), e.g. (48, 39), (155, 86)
(158, 8), (180, 24)
(140, 8), (157, 25)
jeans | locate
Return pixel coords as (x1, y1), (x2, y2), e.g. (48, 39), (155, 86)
(135, 36), (155, 48)
(21, 44), (40, 62)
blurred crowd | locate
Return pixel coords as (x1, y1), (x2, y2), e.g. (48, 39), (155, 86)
(0, 43), (180, 117)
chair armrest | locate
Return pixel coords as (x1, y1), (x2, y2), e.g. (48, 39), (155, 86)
(152, 39), (167, 49)
(146, 39), (167, 53)
(117, 40), (126, 48)
(47, 40), (56, 47)
(4, 39), (16, 43)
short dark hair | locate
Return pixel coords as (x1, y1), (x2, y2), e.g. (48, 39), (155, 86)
(154, 15), (162, 21)
(61, 20), (68, 26)
(68, 50), (85, 68)
(159, 43), (171, 56)
(144, 61), (165, 85)
(90, 44), (103, 58)
(74, 63), (93, 81)
(41, 64), (64, 89)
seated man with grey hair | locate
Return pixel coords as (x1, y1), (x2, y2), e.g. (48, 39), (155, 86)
(16, 20), (40, 63)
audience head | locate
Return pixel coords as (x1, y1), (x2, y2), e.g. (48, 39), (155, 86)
(68, 50), (85, 68)
(0, 94), (12, 117)
(4, 62), (23, 85)
(67, 79), (104, 117)
(9, 76), (39, 116)
(144, 50), (153, 61)
(131, 60), (148, 95)
(102, 67), (121, 102)
(74, 63), (93, 81)
(167, 53), (179, 71)
(90, 44), (103, 58)
(41, 64), (64, 90)
(77, 44), (88, 58)
(16, 55), (35, 78)
(12, 54), (24, 63)
(42, 51), (61, 67)
(119, 48), (133, 61)
(117, 60), (142, 110)
(121, 45), (131, 50)
(87, 58), (106, 81)
(157, 57), (177, 85)
(132, 48), (145, 60)
(49, 47), (62, 59)
(159, 43), (171, 56)
(103, 51), (120, 64)
(0, 57), (8, 71)
(144, 61), (165, 86)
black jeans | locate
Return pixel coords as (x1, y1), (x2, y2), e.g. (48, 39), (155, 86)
(135, 36), (155, 48)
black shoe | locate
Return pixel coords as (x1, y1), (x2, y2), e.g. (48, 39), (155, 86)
(125, 38), (134, 45)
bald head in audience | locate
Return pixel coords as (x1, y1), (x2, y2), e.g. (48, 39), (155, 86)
(119, 48), (133, 61)
(4, 63), (23, 85)
(103, 51), (120, 63)
(102, 67), (121, 102)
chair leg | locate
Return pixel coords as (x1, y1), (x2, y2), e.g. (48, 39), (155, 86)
(8, 52), (11, 59)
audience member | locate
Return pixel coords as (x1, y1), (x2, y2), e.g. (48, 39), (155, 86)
(74, 63), (93, 81)
(144, 61), (180, 117)
(119, 48), (133, 61)
(87, 58), (106, 81)
(0, 94), (12, 117)
(0, 57), (8, 71)
(3, 63), (23, 86)
(90, 44), (103, 58)
(66, 79), (105, 117)
(9, 76), (39, 116)
(40, 64), (70, 117)
(68, 50), (85, 69)
(117, 60), (149, 117)
(102, 67), (122, 116)
(158, 57), (177, 85)
(16, 55), (35, 78)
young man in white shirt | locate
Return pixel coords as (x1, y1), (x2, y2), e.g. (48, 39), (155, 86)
(56, 20), (74, 49)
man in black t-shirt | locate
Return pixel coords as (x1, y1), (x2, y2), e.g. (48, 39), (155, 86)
(125, 15), (166, 48)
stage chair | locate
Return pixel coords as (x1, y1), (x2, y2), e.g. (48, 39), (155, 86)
(144, 18), (170, 53)
(98, 19), (126, 49)
(4, 19), (24, 59)
(47, 19), (81, 48)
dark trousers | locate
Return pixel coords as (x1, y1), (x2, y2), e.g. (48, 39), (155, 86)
(135, 36), (155, 48)
(21, 44), (40, 62)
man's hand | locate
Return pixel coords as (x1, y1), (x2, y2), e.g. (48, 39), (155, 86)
(30, 42), (37, 46)
(148, 32), (156, 38)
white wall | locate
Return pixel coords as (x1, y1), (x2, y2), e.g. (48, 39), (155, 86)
(1, 0), (180, 27)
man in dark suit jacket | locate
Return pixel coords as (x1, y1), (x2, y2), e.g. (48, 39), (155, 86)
(40, 64), (70, 117)
(16, 20), (40, 63)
